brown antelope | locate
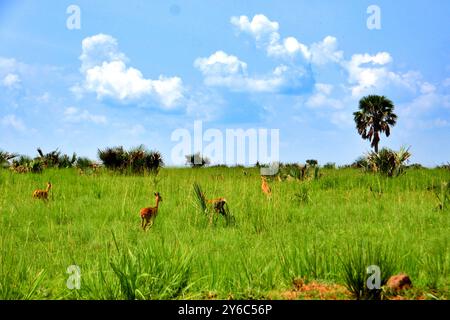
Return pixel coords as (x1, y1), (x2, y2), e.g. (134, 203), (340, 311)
(207, 197), (227, 224)
(199, 192), (227, 224)
(140, 192), (163, 230)
(207, 197), (227, 213)
(32, 182), (52, 200)
(261, 176), (272, 197)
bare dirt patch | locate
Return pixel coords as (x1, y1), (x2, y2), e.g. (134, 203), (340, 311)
(269, 278), (352, 300)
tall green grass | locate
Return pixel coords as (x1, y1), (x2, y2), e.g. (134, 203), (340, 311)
(0, 167), (448, 299)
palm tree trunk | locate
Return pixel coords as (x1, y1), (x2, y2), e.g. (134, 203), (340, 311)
(373, 131), (380, 153)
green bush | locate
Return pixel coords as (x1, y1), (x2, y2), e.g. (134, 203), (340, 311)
(185, 152), (210, 168)
(98, 146), (128, 170)
(76, 157), (94, 169)
(36, 148), (76, 168)
(367, 147), (411, 177)
(323, 162), (336, 169)
(103, 236), (192, 300)
(98, 145), (163, 174)
(339, 243), (396, 300)
(352, 156), (369, 170)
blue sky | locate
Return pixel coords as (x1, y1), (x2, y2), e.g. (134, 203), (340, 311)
(1, 0), (449, 166)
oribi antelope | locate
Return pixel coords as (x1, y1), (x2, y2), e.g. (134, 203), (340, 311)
(140, 192), (163, 230)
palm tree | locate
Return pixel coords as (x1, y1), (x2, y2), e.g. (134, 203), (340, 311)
(353, 95), (397, 153)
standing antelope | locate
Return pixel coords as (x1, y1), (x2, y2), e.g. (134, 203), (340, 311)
(140, 192), (163, 230)
(32, 182), (52, 200)
(261, 176), (272, 197)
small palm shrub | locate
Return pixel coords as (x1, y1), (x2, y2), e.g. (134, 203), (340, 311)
(98, 145), (163, 174)
(58, 153), (77, 168)
(10, 155), (31, 173)
(436, 163), (450, 171)
(12, 155), (32, 166)
(143, 150), (163, 174)
(98, 146), (128, 170)
(283, 164), (302, 180)
(28, 160), (44, 173)
(323, 162), (336, 169)
(185, 152), (210, 168)
(10, 156), (44, 173)
(76, 157), (94, 169)
(352, 156), (369, 170)
(407, 163), (424, 170)
(129, 146), (163, 174)
(366, 147), (411, 177)
(36, 148), (60, 167)
(279, 163), (310, 181)
(35, 148), (77, 168)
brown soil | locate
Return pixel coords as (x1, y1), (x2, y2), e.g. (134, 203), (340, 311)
(269, 279), (352, 300)
(268, 278), (429, 300)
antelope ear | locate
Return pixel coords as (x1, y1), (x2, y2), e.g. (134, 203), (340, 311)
(154, 192), (157, 196)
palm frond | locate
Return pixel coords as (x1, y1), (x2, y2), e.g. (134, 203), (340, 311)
(193, 183), (207, 212)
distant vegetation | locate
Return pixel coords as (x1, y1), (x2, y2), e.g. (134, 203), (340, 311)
(98, 145), (163, 174)
(1, 147), (446, 177)
(0, 145), (164, 175)
(185, 152), (211, 168)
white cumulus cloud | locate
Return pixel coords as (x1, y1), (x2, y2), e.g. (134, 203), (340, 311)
(343, 52), (422, 97)
(310, 36), (344, 65)
(194, 50), (247, 76)
(230, 14), (279, 42)
(77, 34), (185, 109)
(231, 14), (342, 65)
(83, 60), (152, 101)
(195, 51), (313, 94)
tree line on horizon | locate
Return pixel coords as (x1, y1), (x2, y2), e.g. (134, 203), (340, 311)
(1, 95), (449, 175)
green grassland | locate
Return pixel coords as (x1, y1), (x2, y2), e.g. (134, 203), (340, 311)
(0, 167), (448, 299)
